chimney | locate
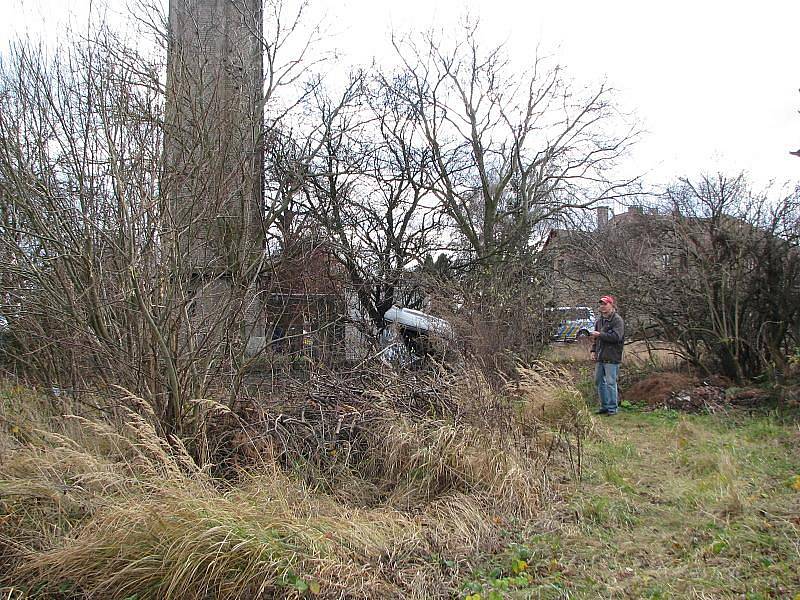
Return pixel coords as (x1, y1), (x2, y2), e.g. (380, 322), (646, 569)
(596, 206), (609, 230)
(629, 205), (644, 215)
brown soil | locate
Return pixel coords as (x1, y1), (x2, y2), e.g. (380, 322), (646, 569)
(625, 372), (698, 406)
(625, 372), (787, 412)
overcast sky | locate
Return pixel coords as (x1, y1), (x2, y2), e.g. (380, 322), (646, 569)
(2, 0), (799, 191)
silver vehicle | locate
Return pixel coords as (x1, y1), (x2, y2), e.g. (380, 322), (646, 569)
(380, 306), (455, 365)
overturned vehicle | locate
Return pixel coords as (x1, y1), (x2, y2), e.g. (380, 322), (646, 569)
(379, 306), (457, 367)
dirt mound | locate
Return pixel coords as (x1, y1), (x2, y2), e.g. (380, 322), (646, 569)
(626, 372), (779, 412)
(626, 372), (698, 406)
(626, 372), (728, 412)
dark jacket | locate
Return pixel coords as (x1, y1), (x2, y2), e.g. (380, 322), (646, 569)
(591, 311), (625, 364)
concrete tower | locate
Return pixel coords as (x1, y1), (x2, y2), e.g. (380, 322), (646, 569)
(164, 0), (265, 348)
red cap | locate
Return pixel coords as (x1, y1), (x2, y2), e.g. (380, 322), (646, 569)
(599, 295), (615, 305)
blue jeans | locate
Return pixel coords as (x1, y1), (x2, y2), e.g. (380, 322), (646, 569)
(595, 362), (620, 413)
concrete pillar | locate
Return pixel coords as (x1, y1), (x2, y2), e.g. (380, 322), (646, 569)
(164, 0), (266, 351)
(596, 206), (609, 230)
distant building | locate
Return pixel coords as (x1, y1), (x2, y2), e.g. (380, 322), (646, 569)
(541, 205), (678, 332)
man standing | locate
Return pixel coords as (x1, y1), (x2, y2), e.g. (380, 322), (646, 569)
(590, 295), (625, 415)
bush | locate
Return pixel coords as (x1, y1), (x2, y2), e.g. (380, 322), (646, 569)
(0, 360), (587, 598)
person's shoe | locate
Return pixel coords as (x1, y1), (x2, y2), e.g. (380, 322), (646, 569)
(595, 408), (609, 415)
(605, 411), (618, 416)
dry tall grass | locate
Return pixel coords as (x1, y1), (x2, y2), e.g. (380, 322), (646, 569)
(0, 362), (586, 599)
(546, 340), (683, 371)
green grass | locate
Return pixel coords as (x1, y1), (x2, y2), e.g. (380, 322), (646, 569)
(463, 407), (800, 599)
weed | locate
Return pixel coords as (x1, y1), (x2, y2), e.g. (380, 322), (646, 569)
(3, 368), (800, 599)
(0, 365), (589, 599)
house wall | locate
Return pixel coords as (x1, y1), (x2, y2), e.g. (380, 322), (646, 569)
(542, 206), (678, 337)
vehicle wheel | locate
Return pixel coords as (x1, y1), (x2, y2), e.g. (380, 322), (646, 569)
(576, 330), (590, 342)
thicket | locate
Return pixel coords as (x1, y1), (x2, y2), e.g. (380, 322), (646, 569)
(0, 363), (590, 598)
(560, 174), (800, 385)
(0, 0), (637, 441)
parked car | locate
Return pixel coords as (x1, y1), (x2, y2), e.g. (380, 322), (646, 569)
(549, 306), (595, 342)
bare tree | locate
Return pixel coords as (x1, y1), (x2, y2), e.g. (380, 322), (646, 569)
(0, 35), (180, 430)
(0, 1), (329, 442)
(390, 23), (638, 265)
(662, 175), (800, 381)
(296, 73), (442, 335)
(566, 174), (800, 382)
